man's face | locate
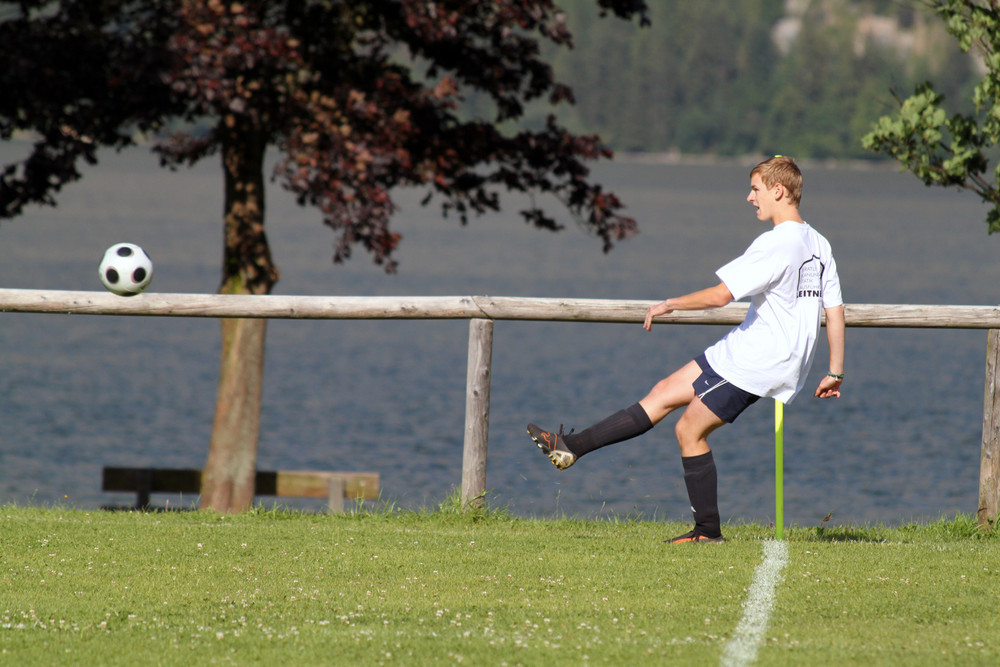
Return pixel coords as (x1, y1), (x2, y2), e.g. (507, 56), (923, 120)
(747, 173), (778, 223)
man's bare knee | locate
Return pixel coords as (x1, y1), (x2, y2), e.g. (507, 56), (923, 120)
(674, 401), (725, 456)
(675, 413), (699, 447)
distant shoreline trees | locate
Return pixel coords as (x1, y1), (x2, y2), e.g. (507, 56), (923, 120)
(539, 0), (979, 159)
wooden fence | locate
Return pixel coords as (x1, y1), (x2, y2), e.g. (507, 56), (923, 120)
(2, 288), (998, 528)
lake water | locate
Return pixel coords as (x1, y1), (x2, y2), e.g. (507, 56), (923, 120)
(1, 142), (998, 527)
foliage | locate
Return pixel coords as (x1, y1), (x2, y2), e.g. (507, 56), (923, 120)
(541, 0), (975, 159)
(0, 0), (648, 274)
(863, 0), (1000, 234)
(0, 1), (183, 217)
(1, 2), (986, 206)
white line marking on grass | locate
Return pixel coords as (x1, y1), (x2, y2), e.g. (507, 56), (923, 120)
(720, 539), (789, 667)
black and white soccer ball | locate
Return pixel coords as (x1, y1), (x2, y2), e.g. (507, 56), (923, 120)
(98, 243), (153, 296)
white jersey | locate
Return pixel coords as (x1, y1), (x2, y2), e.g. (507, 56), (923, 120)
(704, 220), (842, 403)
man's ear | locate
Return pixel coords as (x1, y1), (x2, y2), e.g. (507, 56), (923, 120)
(772, 183), (786, 201)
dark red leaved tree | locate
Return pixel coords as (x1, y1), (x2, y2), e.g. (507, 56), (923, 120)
(0, 0), (648, 512)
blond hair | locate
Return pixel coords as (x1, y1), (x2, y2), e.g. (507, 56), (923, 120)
(751, 156), (802, 207)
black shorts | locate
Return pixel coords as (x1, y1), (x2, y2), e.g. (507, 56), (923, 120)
(693, 354), (760, 423)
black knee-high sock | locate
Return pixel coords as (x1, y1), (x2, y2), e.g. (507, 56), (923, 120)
(682, 451), (721, 538)
(563, 403), (653, 457)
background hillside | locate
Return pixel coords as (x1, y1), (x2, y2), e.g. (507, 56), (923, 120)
(4, 1), (974, 160)
(518, 0), (979, 159)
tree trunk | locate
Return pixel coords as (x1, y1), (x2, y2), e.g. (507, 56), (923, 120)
(202, 317), (268, 511)
(200, 113), (279, 512)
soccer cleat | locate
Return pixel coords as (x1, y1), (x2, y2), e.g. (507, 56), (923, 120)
(526, 423), (577, 470)
(666, 530), (725, 544)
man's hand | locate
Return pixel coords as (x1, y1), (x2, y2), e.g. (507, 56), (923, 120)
(644, 284), (734, 331)
(643, 300), (674, 331)
(814, 375), (842, 399)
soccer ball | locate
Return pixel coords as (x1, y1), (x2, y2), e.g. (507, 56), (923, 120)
(99, 243), (153, 296)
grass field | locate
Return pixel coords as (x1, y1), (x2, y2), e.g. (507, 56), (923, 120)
(2, 503), (998, 665)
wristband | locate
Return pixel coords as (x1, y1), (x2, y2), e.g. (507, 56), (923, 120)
(827, 373), (844, 380)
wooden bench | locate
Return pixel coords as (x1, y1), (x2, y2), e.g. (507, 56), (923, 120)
(102, 467), (379, 512)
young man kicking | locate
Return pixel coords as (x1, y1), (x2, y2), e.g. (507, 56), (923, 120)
(527, 156), (846, 543)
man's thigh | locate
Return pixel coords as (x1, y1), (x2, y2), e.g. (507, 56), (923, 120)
(639, 360), (701, 423)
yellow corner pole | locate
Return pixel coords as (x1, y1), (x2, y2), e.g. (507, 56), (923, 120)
(774, 399), (784, 540)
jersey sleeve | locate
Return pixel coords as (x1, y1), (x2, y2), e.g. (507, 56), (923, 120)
(715, 234), (781, 301)
(821, 253), (843, 308)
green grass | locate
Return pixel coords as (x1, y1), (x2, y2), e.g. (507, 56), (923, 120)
(1, 504), (997, 665)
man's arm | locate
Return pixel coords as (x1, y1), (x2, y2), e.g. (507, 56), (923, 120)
(814, 304), (845, 398)
(643, 282), (734, 331)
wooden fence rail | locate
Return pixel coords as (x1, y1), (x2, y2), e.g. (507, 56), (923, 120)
(2, 288), (1000, 327)
(1, 288), (997, 528)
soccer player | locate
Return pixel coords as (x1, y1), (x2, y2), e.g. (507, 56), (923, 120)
(527, 156), (845, 543)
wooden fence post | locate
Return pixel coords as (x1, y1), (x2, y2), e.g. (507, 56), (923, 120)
(462, 318), (494, 508)
(979, 328), (1000, 530)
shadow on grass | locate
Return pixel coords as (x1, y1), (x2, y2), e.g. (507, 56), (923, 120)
(811, 526), (885, 542)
